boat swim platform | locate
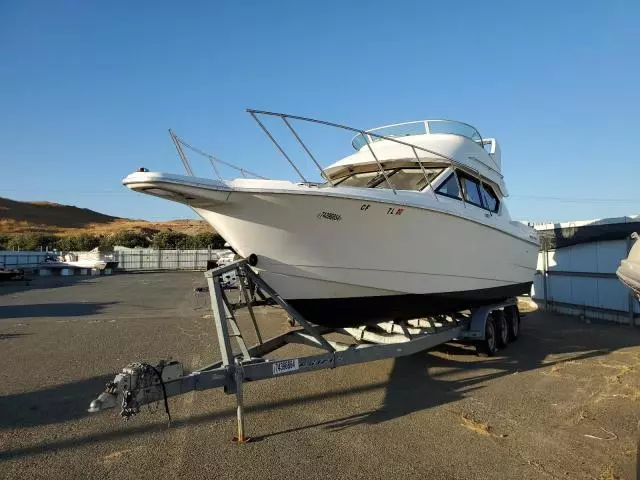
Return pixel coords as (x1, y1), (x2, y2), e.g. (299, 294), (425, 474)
(87, 258), (522, 442)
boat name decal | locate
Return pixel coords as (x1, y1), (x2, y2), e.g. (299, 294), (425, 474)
(360, 203), (371, 211)
(387, 207), (404, 216)
(317, 211), (342, 222)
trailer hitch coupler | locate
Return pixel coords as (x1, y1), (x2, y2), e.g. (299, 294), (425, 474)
(88, 391), (118, 413)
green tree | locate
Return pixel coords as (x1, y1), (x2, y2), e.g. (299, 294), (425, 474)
(6, 233), (59, 251)
(150, 231), (191, 249)
(100, 230), (150, 249)
(0, 234), (9, 250)
(189, 232), (225, 249)
(57, 234), (101, 251)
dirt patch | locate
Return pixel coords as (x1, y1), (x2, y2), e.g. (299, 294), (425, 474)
(460, 413), (493, 436)
(598, 465), (620, 480)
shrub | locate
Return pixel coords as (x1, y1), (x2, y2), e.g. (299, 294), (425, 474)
(100, 231), (150, 249)
(57, 234), (101, 251)
(6, 233), (59, 251)
(150, 231), (191, 249)
(188, 232), (226, 249)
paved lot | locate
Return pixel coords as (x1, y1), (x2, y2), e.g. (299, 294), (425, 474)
(0, 272), (639, 479)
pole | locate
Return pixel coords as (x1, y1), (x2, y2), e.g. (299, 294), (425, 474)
(169, 129), (195, 176)
(232, 359), (250, 443)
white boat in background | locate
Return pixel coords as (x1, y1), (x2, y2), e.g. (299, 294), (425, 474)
(123, 110), (539, 327)
(617, 232), (640, 299)
(41, 248), (117, 271)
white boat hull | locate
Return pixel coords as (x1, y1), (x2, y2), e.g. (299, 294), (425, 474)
(196, 192), (536, 325)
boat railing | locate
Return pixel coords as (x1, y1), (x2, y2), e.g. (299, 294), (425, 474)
(167, 110), (502, 198)
(350, 120), (483, 150)
(169, 129), (270, 181)
(246, 109), (502, 197)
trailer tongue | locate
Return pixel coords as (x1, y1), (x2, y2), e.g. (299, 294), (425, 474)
(88, 258), (521, 442)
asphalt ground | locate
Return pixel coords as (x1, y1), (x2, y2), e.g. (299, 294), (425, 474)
(0, 272), (639, 479)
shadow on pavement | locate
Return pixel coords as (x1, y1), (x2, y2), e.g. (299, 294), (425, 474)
(0, 275), (101, 297)
(0, 302), (117, 319)
(0, 375), (113, 431)
(0, 333), (31, 340)
(2, 309), (640, 460)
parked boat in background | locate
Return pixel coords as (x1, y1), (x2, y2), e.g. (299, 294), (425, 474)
(41, 248), (117, 271)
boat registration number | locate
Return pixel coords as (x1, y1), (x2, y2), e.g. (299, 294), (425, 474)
(272, 359), (300, 375)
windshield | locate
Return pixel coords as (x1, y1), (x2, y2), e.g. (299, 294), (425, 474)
(335, 167), (443, 191)
(351, 120), (482, 150)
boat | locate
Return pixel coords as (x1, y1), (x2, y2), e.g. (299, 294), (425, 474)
(122, 110), (540, 327)
(617, 232), (640, 298)
(40, 248), (118, 271)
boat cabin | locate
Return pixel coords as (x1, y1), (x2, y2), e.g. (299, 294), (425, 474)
(322, 119), (507, 204)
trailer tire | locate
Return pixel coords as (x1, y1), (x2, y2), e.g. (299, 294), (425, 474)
(495, 310), (509, 349)
(477, 315), (498, 357)
(505, 305), (521, 342)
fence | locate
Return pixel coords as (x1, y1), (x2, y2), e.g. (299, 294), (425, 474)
(0, 249), (231, 272)
(0, 251), (53, 269)
(532, 237), (639, 325)
(113, 248), (229, 271)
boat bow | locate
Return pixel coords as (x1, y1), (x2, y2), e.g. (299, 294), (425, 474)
(123, 171), (233, 206)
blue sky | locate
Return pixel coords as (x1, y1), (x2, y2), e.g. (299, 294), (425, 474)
(1, 1), (638, 222)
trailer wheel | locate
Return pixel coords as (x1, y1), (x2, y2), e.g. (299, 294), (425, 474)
(505, 305), (520, 342)
(495, 310), (509, 349)
(477, 315), (498, 357)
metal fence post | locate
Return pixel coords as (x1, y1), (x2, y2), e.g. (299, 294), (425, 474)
(157, 249), (161, 270)
(195, 250), (199, 271)
(139, 250), (143, 270)
(177, 249), (180, 270)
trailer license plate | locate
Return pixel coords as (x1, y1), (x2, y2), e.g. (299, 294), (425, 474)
(272, 359), (299, 375)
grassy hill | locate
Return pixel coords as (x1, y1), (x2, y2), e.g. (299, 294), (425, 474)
(0, 197), (211, 236)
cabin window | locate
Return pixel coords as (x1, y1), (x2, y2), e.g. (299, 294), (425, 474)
(480, 183), (499, 213)
(336, 171), (383, 188)
(335, 167), (443, 191)
(435, 173), (461, 199)
(436, 171), (501, 213)
(373, 168), (443, 191)
(459, 175), (483, 207)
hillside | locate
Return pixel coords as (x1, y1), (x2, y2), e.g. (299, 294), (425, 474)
(0, 197), (212, 235)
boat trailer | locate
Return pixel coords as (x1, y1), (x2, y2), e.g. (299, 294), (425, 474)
(88, 259), (521, 442)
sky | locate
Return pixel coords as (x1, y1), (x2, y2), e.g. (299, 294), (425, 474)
(1, 0), (639, 223)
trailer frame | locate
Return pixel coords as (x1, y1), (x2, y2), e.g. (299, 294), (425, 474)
(88, 258), (521, 442)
